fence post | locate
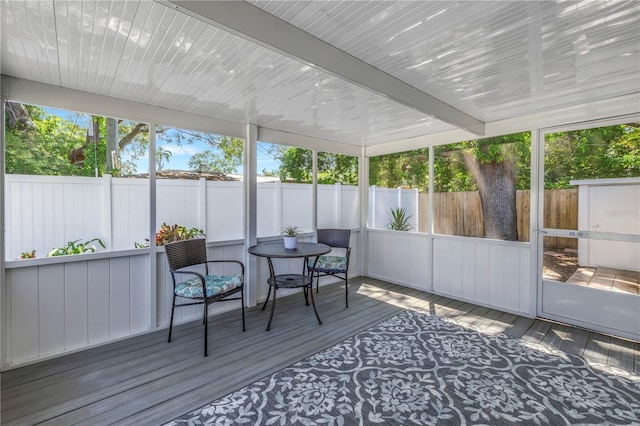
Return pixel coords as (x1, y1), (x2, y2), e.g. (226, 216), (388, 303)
(198, 178), (207, 236)
(102, 174), (113, 250)
(335, 182), (342, 228)
(397, 187), (402, 209)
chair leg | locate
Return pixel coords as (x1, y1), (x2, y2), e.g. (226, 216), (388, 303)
(345, 275), (349, 308)
(167, 294), (176, 343)
(303, 286), (309, 305)
(203, 302), (209, 357)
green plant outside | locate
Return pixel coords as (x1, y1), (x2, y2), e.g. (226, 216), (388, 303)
(136, 223), (206, 248)
(47, 239), (106, 257)
(386, 207), (413, 231)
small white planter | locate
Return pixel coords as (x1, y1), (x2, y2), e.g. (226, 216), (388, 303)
(283, 236), (298, 250)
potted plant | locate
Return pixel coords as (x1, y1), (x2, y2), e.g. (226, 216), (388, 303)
(281, 225), (301, 249)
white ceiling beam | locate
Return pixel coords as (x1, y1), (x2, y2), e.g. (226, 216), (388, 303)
(161, 0), (485, 136)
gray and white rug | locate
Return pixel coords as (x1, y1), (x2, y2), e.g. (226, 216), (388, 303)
(167, 310), (640, 425)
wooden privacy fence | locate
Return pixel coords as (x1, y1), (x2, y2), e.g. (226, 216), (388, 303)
(418, 189), (578, 249)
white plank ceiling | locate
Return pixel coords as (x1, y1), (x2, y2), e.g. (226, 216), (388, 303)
(1, 0), (639, 146)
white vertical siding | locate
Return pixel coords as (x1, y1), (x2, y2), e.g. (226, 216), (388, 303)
(367, 231), (532, 316)
(4, 253), (151, 367)
(367, 230), (429, 289)
(433, 236), (531, 315)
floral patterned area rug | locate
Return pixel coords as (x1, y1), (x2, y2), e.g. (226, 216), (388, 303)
(166, 310), (640, 425)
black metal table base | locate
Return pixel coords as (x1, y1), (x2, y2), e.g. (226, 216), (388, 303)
(261, 274), (322, 331)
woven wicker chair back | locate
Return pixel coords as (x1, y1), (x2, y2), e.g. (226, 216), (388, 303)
(317, 229), (351, 248)
(165, 238), (208, 271)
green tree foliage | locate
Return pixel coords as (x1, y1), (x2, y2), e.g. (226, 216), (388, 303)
(5, 104), (87, 175)
(544, 124), (640, 188)
(264, 146), (358, 185)
(369, 150), (429, 190)
(4, 103), (245, 176)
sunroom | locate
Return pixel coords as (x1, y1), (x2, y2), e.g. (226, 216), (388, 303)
(1, 1), (639, 424)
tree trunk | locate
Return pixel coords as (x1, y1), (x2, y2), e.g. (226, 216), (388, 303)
(463, 153), (518, 241)
(106, 118), (118, 172)
(6, 102), (35, 130)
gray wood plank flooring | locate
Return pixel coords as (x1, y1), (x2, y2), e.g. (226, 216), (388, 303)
(1, 277), (638, 426)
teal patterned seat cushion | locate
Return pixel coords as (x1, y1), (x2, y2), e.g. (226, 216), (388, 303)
(308, 255), (347, 273)
(174, 274), (243, 298)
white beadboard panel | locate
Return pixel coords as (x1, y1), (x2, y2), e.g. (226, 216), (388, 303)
(38, 264), (65, 357)
(6, 267), (39, 367)
(541, 281), (640, 342)
(251, 1), (640, 124)
(88, 258), (111, 344)
(109, 257), (131, 339)
(129, 255), (150, 334)
(433, 236), (531, 315)
(367, 230), (429, 290)
(64, 262), (89, 351)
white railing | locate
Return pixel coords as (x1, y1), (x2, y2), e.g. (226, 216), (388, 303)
(4, 175), (361, 260)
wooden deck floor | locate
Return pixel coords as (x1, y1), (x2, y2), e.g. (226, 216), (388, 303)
(567, 266), (640, 295)
(2, 277), (639, 425)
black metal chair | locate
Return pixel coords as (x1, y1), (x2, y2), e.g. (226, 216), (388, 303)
(307, 229), (351, 308)
(165, 238), (245, 356)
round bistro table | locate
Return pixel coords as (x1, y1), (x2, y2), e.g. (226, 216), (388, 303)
(248, 242), (331, 331)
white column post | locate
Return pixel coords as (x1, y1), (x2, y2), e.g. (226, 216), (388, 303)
(532, 129), (542, 317)
(275, 180), (282, 234)
(244, 124), (258, 307)
(102, 174), (113, 249)
(148, 124), (158, 329)
(198, 177), (207, 236)
(335, 182), (342, 228)
(427, 145), (435, 291)
(414, 188), (419, 232)
(0, 93), (6, 368)
(370, 185), (376, 229)
(359, 148), (368, 277)
(312, 150), (318, 233)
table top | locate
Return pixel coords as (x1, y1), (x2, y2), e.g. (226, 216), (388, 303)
(248, 242), (331, 258)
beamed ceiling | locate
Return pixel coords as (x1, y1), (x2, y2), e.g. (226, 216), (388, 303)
(1, 0), (639, 147)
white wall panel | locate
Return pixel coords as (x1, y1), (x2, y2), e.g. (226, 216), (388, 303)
(88, 259), (111, 344)
(3, 254), (151, 368)
(64, 262), (89, 350)
(433, 236), (531, 315)
(129, 256), (150, 334)
(38, 264), (64, 356)
(109, 257), (131, 339)
(7, 267), (39, 365)
(541, 281), (640, 341)
(367, 230), (429, 290)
